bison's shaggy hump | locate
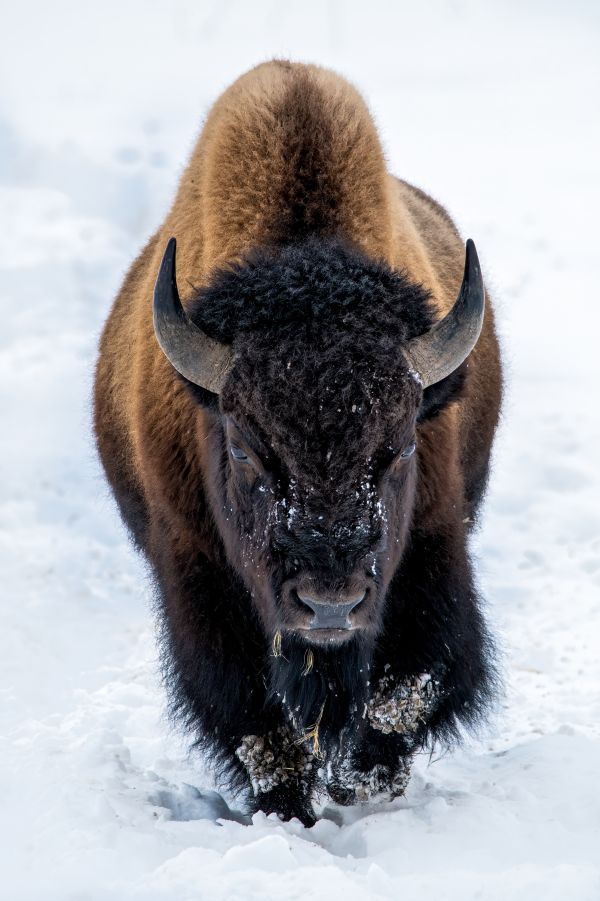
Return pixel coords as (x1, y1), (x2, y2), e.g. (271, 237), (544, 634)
(192, 61), (395, 268)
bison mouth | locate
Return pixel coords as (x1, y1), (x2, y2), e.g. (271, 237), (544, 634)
(296, 627), (357, 647)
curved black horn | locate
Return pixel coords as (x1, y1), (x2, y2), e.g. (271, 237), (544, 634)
(153, 238), (234, 394)
(404, 239), (485, 389)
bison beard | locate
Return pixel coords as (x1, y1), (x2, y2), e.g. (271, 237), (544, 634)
(269, 633), (372, 753)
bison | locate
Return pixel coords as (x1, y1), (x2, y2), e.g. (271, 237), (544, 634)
(94, 61), (502, 825)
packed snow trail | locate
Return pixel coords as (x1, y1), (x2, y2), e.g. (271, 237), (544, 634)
(1, 2), (599, 899)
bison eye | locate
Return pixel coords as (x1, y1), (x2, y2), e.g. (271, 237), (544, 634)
(400, 441), (416, 459)
(230, 445), (250, 463)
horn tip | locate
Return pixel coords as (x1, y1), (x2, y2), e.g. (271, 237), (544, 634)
(464, 238), (481, 281)
(465, 237), (478, 261)
(158, 237), (178, 285)
(164, 236), (177, 265)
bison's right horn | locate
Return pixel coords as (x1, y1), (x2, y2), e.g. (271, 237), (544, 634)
(404, 239), (485, 389)
(153, 238), (234, 394)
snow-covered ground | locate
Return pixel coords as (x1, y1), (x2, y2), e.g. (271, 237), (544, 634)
(1, 2), (599, 898)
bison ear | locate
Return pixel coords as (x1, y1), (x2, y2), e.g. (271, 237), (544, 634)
(404, 239), (485, 389)
(153, 238), (234, 394)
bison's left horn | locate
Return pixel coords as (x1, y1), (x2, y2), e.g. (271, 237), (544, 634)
(404, 239), (485, 389)
(153, 238), (234, 394)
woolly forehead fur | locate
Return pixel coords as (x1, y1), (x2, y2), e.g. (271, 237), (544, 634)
(189, 237), (433, 483)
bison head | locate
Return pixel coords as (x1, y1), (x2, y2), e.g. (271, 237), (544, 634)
(153, 236), (483, 733)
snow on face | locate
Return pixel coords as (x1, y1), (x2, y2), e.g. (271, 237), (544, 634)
(217, 326), (421, 617)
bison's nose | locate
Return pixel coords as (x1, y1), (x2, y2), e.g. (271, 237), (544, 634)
(295, 590), (365, 630)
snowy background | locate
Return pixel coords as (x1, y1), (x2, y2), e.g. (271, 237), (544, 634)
(1, 1), (599, 898)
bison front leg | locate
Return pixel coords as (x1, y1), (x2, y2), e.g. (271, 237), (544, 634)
(152, 533), (319, 825)
(327, 731), (413, 806)
(326, 672), (440, 805)
(237, 728), (317, 826)
(326, 526), (496, 806)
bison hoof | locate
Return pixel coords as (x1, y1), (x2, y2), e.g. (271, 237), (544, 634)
(327, 758), (412, 805)
(252, 785), (316, 827)
(326, 781), (355, 807)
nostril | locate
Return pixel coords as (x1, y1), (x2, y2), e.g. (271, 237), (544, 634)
(338, 592), (366, 615)
(294, 591), (318, 616)
(344, 591), (366, 612)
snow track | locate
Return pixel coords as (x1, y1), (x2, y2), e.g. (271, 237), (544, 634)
(1, 2), (599, 898)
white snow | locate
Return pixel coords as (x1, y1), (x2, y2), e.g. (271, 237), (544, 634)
(1, 2), (599, 899)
